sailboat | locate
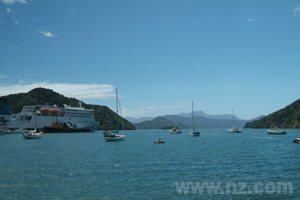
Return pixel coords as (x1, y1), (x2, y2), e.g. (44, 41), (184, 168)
(23, 129), (43, 139)
(23, 111), (43, 139)
(227, 110), (242, 133)
(267, 122), (286, 134)
(104, 88), (126, 141)
(190, 101), (200, 136)
(267, 127), (287, 134)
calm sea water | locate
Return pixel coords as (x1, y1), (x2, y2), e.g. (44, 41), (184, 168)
(0, 129), (299, 199)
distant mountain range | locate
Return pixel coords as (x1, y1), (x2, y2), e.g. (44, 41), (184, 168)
(126, 116), (155, 123)
(126, 112), (264, 129)
(126, 111), (241, 123)
(130, 98), (300, 130)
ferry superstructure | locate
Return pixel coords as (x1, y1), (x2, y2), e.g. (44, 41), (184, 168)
(7, 103), (99, 132)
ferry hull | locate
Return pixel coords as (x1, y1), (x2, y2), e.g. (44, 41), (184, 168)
(7, 104), (98, 132)
(43, 126), (92, 133)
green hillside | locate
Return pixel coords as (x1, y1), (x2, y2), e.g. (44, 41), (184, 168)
(244, 99), (300, 128)
(1, 87), (136, 130)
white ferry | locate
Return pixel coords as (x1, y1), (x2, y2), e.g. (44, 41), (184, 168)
(7, 102), (99, 132)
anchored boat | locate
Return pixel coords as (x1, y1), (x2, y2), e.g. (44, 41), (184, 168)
(153, 138), (165, 143)
(267, 127), (287, 135)
(104, 88), (126, 141)
(23, 129), (42, 139)
(190, 101), (200, 136)
(293, 138), (300, 143)
(169, 126), (182, 134)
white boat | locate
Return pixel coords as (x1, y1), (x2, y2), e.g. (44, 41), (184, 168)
(104, 130), (125, 141)
(228, 110), (242, 133)
(169, 126), (182, 134)
(190, 101), (200, 136)
(22, 112), (43, 139)
(104, 88), (125, 141)
(105, 135), (125, 141)
(227, 127), (242, 133)
(267, 127), (287, 135)
(7, 102), (99, 132)
(23, 129), (43, 139)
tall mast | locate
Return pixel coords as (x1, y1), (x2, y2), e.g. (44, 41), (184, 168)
(116, 88), (119, 131)
(116, 88), (118, 115)
(232, 109), (234, 127)
(116, 88), (124, 130)
(235, 114), (237, 127)
(118, 96), (125, 130)
(192, 101), (194, 130)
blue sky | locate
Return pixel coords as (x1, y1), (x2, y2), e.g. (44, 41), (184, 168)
(1, 0), (300, 119)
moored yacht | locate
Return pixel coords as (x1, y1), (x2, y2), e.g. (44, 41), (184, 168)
(103, 88), (126, 141)
(227, 127), (242, 133)
(228, 110), (242, 133)
(267, 127), (287, 135)
(23, 129), (43, 139)
(190, 101), (200, 136)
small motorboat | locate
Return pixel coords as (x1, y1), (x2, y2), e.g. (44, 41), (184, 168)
(169, 126), (182, 134)
(153, 138), (165, 143)
(293, 138), (300, 143)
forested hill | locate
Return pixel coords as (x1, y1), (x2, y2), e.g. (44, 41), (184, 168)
(133, 116), (187, 129)
(1, 87), (136, 130)
(244, 99), (300, 128)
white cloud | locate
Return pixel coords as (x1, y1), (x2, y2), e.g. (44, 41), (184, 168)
(6, 7), (12, 13)
(293, 4), (300, 17)
(0, 82), (116, 101)
(247, 18), (254, 23)
(39, 30), (56, 38)
(6, 8), (19, 26)
(5, 7), (18, 25)
(12, 17), (18, 25)
(68, 8), (79, 15)
(2, 0), (27, 5)
(32, 17), (38, 22)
